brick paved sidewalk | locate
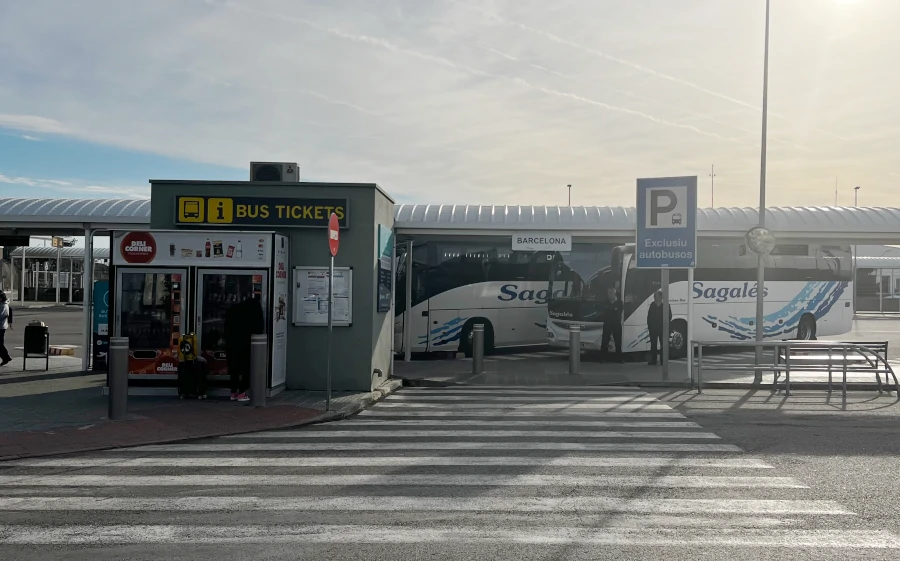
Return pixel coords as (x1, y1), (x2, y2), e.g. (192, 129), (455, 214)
(0, 379), (402, 461)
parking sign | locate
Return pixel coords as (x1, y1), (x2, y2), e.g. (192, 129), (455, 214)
(636, 176), (697, 268)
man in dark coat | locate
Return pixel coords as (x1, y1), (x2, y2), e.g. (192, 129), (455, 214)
(646, 290), (670, 365)
(601, 287), (624, 363)
(225, 295), (266, 402)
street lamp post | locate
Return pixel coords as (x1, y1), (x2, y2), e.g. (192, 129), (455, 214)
(710, 165), (716, 207)
(568, 184), (572, 206)
(753, 0), (771, 381)
(854, 186), (860, 206)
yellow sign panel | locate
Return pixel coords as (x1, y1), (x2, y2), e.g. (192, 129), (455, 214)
(175, 195), (349, 228)
(178, 197), (206, 223)
(207, 198), (234, 223)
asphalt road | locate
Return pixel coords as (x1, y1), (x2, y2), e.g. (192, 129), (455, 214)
(5, 306), (85, 357)
(2, 385), (899, 559)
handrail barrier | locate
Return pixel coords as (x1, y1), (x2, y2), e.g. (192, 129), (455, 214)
(691, 340), (899, 408)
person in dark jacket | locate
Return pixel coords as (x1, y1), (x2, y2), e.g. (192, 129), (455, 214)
(225, 294), (266, 402)
(646, 290), (670, 365)
(601, 287), (624, 363)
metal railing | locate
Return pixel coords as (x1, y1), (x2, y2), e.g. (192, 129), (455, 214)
(691, 340), (899, 406)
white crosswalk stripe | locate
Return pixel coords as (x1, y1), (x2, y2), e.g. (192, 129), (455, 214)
(0, 384), (896, 556)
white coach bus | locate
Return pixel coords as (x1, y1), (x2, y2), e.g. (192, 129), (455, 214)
(394, 239), (549, 356)
(546, 239), (854, 357)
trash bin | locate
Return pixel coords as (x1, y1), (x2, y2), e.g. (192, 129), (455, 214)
(23, 321), (50, 371)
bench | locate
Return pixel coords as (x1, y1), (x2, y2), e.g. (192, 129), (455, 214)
(775, 341), (895, 394)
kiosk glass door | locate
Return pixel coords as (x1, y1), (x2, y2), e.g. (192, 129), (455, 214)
(114, 268), (187, 376)
(196, 269), (268, 377)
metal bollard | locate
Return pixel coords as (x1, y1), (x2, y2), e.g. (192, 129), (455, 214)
(569, 325), (581, 375)
(250, 334), (267, 407)
(108, 337), (129, 420)
(472, 324), (484, 375)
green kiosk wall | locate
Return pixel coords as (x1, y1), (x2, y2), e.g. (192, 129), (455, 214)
(149, 180), (395, 393)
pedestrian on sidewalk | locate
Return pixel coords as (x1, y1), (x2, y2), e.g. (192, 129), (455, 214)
(225, 293), (265, 402)
(646, 290), (670, 365)
(601, 287), (624, 363)
(0, 292), (13, 366)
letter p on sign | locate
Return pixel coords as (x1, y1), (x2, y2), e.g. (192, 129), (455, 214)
(647, 186), (687, 228)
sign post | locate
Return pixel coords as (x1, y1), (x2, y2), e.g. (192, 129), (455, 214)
(636, 176), (698, 382)
(326, 213), (340, 411)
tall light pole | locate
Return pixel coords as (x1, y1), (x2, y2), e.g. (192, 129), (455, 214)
(853, 185), (860, 313)
(753, 0), (771, 377)
(709, 165), (716, 207)
(568, 184), (572, 206)
(854, 185), (860, 206)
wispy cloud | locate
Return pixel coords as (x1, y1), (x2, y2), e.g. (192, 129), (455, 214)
(213, 0), (735, 143)
(0, 173), (148, 198)
(0, 114), (70, 135)
(464, 5), (849, 142)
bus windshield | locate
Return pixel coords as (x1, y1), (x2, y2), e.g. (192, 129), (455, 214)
(547, 244), (617, 321)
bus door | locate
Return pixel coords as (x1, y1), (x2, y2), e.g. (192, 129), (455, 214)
(394, 242), (430, 354)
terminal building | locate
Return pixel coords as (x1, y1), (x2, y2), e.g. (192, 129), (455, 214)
(1, 166), (900, 393)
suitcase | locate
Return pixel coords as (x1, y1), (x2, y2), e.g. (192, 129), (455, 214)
(177, 360), (207, 399)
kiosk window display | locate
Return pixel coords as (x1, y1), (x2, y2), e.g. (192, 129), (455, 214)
(110, 230), (289, 393)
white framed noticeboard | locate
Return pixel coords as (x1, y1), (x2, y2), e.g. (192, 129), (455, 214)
(293, 266), (353, 326)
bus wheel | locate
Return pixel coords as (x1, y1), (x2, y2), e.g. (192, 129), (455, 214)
(461, 319), (493, 358)
(797, 314), (817, 340)
(669, 320), (688, 359)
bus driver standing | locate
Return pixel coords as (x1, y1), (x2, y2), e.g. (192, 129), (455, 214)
(601, 287), (624, 363)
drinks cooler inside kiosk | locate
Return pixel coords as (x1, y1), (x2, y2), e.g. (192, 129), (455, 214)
(110, 230), (290, 393)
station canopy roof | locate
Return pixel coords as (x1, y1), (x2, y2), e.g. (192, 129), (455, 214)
(8, 246), (110, 259)
(0, 198), (151, 235)
(1, 197), (900, 242)
(394, 204), (900, 242)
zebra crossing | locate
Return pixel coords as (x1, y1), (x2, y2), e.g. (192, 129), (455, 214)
(1, 385), (898, 558)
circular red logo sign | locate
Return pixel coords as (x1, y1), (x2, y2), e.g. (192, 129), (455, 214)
(120, 231), (157, 264)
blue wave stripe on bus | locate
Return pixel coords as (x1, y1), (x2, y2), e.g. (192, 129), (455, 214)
(428, 317), (467, 347)
(703, 281), (846, 341)
(628, 329), (650, 349)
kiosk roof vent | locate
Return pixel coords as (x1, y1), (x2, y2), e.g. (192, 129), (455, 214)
(250, 162), (299, 182)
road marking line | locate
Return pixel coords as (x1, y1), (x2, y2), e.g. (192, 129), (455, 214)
(0, 475), (805, 488)
(4, 526), (895, 547)
(386, 395), (661, 402)
(0, 497), (847, 514)
(121, 442), (743, 452)
(358, 410), (687, 418)
(225, 430), (720, 439)
(4, 456), (773, 469)
(373, 403), (675, 410)
(338, 420), (702, 428)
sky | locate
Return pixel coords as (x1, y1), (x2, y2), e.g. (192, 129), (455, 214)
(1, 0), (897, 208)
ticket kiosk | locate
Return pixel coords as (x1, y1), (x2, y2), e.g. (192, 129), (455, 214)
(108, 229), (290, 395)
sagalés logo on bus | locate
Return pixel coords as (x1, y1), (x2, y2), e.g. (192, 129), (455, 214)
(121, 232), (157, 264)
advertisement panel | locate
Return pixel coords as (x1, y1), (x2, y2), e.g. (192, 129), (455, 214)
(112, 230), (272, 268)
(271, 235), (290, 387)
(377, 224), (393, 312)
(92, 280), (109, 371)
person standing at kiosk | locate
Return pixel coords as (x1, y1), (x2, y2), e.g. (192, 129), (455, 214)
(225, 294), (265, 402)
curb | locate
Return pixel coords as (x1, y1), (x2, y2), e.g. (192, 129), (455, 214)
(0, 378), (404, 462)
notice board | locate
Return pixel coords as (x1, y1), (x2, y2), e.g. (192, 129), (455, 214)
(292, 266), (353, 326)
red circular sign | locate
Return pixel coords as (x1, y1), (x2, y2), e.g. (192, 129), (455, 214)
(120, 231), (157, 264)
(328, 213), (340, 257)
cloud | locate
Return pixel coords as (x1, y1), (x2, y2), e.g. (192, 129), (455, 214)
(0, 173), (148, 198)
(0, 114), (70, 135)
(462, 5), (850, 142)
(0, 0), (895, 207)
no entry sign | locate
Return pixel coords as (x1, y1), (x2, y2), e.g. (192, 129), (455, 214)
(328, 212), (340, 257)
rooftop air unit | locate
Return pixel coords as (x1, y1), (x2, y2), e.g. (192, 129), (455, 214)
(250, 162), (299, 182)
